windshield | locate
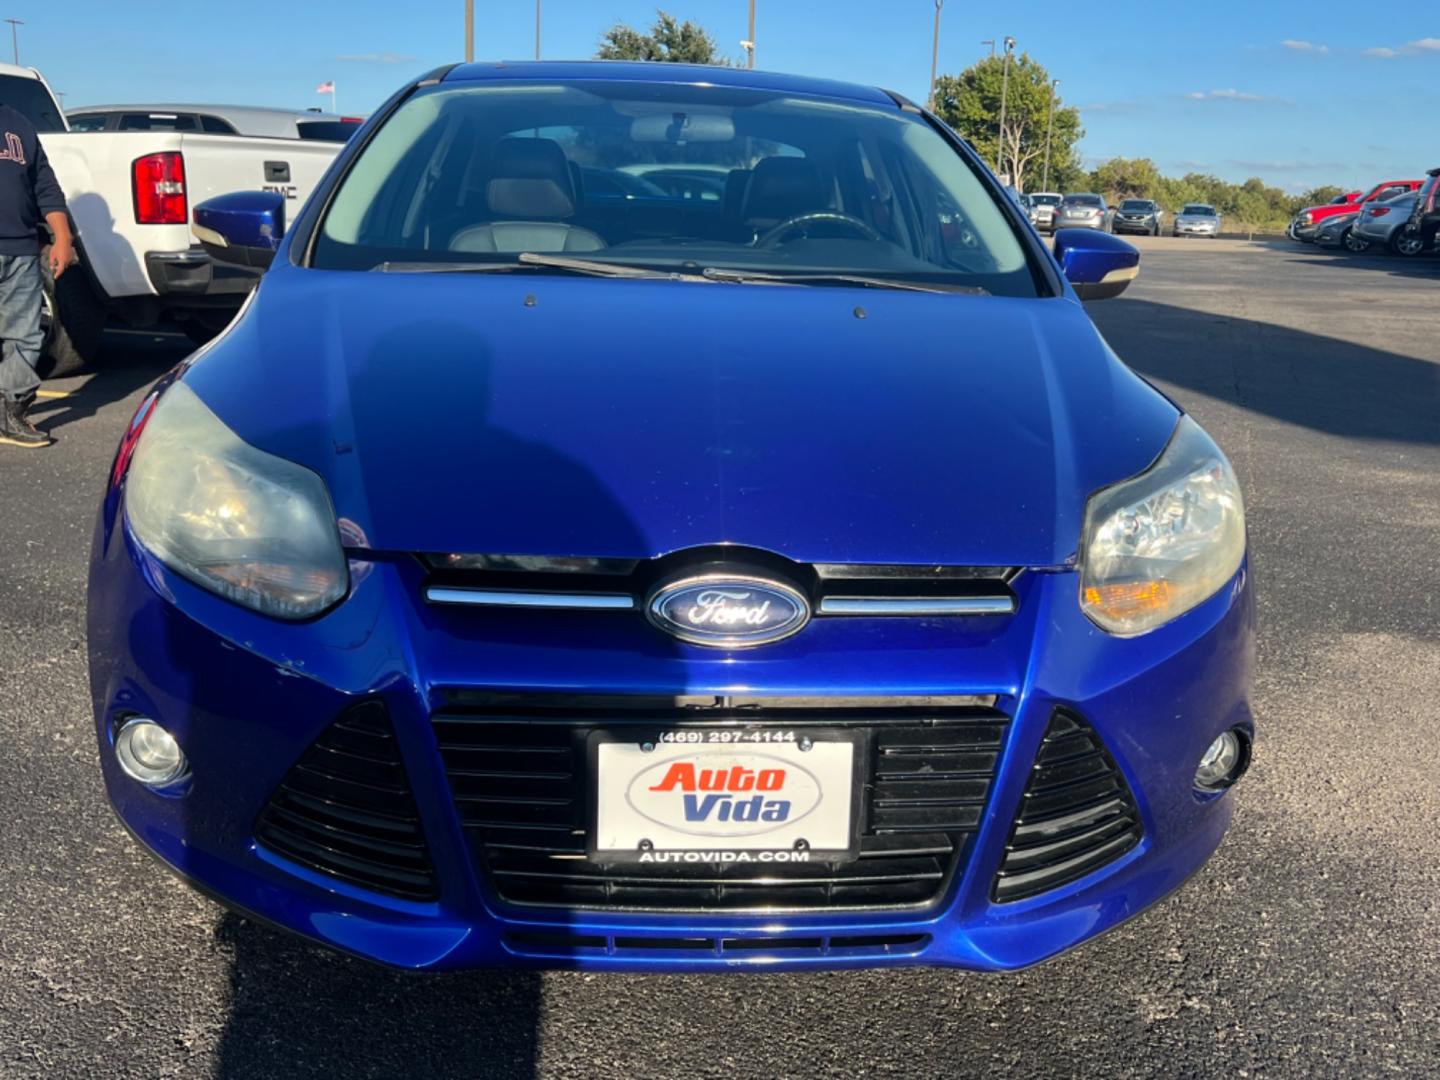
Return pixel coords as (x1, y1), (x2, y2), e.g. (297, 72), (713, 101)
(313, 80), (1036, 296)
(1120, 200), (1153, 211)
(0, 75), (65, 133)
(1181, 205), (1216, 216)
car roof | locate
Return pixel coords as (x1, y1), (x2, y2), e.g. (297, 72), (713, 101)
(66, 103), (352, 137)
(441, 60), (899, 107)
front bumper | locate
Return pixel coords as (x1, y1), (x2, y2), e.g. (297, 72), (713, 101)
(1112, 217), (1158, 234)
(1290, 219), (1320, 242)
(1174, 222), (1218, 235)
(89, 502), (1255, 972)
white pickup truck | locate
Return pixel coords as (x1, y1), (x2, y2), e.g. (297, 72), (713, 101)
(0, 62), (344, 373)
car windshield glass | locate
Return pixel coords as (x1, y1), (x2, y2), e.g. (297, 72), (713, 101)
(0, 75), (65, 132)
(298, 120), (362, 142)
(1119, 200), (1152, 211)
(313, 80), (1037, 296)
(1181, 205), (1215, 216)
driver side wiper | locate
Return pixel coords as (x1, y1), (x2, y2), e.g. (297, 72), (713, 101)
(699, 267), (986, 295)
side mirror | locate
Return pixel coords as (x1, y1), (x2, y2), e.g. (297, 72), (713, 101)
(192, 191), (286, 270)
(1054, 228), (1139, 301)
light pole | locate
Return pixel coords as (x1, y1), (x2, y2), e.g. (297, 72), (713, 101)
(464, 0), (473, 62)
(746, 0), (756, 69)
(927, 1), (943, 109)
(535, 0), (541, 60)
(3, 19), (21, 65)
(996, 36), (1016, 180)
(981, 39), (995, 57)
(1043, 79), (1059, 191)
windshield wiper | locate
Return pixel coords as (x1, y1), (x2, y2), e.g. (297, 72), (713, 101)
(699, 267), (986, 295)
(373, 253), (703, 280)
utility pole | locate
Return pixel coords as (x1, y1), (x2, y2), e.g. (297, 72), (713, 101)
(1043, 79), (1059, 191)
(746, 0), (756, 69)
(3, 19), (21, 65)
(535, 0), (541, 60)
(996, 36), (1016, 180)
(927, 1), (943, 109)
(464, 0), (473, 62)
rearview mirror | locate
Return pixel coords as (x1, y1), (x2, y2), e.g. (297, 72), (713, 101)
(192, 191), (286, 270)
(1054, 228), (1139, 301)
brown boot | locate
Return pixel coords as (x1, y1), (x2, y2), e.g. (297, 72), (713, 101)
(0, 395), (53, 449)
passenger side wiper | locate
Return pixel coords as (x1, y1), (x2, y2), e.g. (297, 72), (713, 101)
(698, 267), (986, 295)
(373, 253), (704, 281)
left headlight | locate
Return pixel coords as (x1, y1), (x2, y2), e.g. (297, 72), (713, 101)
(124, 381), (348, 619)
(1079, 416), (1245, 636)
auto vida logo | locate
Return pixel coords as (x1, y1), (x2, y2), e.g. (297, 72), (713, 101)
(625, 753), (822, 837)
(647, 574), (810, 647)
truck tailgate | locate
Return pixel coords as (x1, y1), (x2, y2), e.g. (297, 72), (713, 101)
(39, 131), (341, 301)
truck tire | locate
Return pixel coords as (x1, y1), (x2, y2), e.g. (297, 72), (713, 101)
(39, 245), (106, 378)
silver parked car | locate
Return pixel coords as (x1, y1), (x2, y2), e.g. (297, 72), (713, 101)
(1314, 210), (1368, 252)
(1353, 192), (1423, 254)
(1055, 193), (1111, 231)
(1173, 204), (1221, 237)
(1027, 191), (1063, 232)
(66, 104), (362, 141)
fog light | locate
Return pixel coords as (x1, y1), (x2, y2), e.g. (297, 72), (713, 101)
(115, 718), (187, 787)
(1194, 729), (1247, 791)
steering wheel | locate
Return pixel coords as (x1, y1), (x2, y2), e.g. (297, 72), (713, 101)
(757, 212), (882, 247)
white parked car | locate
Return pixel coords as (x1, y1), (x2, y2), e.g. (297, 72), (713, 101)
(0, 63), (348, 371)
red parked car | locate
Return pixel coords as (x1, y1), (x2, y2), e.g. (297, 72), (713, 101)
(1291, 180), (1423, 242)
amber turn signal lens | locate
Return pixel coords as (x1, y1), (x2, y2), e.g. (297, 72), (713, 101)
(1082, 581), (1175, 621)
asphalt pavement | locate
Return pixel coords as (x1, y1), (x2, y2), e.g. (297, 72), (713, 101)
(1, 240), (1437, 1078)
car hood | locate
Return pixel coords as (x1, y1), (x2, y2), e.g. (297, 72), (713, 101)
(184, 269), (1178, 567)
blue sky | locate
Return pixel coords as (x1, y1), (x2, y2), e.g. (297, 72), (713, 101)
(14, 1), (1439, 191)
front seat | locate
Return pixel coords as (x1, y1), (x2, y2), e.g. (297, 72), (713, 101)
(741, 157), (826, 236)
(449, 137), (605, 254)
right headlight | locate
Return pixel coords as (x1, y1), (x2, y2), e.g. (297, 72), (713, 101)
(1079, 416), (1245, 636)
(124, 381), (348, 620)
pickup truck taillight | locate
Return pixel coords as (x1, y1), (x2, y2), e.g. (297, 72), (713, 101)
(132, 152), (187, 225)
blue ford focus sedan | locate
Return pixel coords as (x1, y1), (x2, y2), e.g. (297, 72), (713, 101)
(88, 62), (1253, 972)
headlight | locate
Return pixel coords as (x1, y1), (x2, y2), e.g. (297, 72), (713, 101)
(1300, 211), (1313, 225)
(124, 382), (348, 619)
(1079, 416), (1245, 635)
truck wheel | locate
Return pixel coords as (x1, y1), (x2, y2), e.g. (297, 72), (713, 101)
(39, 245), (106, 378)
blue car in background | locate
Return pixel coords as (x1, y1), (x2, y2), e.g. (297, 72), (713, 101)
(89, 61), (1253, 972)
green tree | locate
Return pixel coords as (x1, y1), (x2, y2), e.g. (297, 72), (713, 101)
(1090, 157), (1163, 201)
(596, 10), (729, 65)
(1294, 184), (1347, 209)
(932, 54), (1082, 193)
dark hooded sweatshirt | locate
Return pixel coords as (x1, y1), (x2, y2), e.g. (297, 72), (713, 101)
(0, 104), (67, 256)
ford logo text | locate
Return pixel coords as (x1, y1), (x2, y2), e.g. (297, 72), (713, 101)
(647, 574), (810, 647)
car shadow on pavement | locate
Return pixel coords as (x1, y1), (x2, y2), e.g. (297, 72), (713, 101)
(212, 914), (542, 1080)
(1281, 249), (1440, 281)
(29, 329), (190, 435)
(1090, 298), (1440, 446)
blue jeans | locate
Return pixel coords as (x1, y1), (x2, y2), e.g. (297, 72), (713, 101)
(0, 254), (43, 404)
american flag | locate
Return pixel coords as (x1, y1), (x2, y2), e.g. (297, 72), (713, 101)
(316, 81), (335, 94)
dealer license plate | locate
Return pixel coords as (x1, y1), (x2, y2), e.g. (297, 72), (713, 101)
(591, 732), (858, 862)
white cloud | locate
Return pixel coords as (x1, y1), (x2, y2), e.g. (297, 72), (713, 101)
(1076, 100), (1141, 113)
(1280, 39), (1329, 54)
(1185, 89), (1273, 102)
(1363, 38), (1440, 58)
(337, 51), (417, 64)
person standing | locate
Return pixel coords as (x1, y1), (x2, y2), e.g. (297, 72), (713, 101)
(0, 100), (73, 449)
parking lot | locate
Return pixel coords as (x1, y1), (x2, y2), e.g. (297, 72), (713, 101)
(1, 238), (1437, 1078)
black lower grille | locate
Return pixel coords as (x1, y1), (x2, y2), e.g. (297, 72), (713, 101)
(993, 710), (1143, 902)
(432, 695), (1009, 913)
(255, 701), (438, 901)
(503, 930), (931, 961)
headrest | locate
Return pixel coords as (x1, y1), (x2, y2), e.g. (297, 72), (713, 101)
(742, 158), (824, 226)
(486, 137), (576, 219)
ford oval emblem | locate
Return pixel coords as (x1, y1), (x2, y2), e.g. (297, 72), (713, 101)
(647, 574), (811, 648)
